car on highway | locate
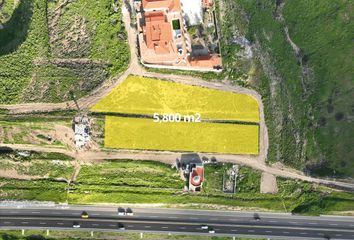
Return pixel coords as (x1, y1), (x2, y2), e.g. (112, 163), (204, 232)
(126, 207), (134, 216)
(118, 207), (126, 216)
(201, 225), (209, 230)
(118, 223), (125, 230)
(72, 221), (80, 228)
(253, 213), (261, 221)
(81, 211), (89, 219)
(208, 228), (215, 234)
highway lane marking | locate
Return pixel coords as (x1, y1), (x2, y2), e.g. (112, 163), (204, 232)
(300, 232), (307, 235)
(9, 212), (19, 214)
(308, 222), (318, 225)
(335, 234), (342, 237)
(39, 222), (46, 225)
(283, 231), (290, 234)
(350, 224), (354, 227)
(269, 220), (278, 223)
(4, 222), (11, 224)
(162, 227), (169, 229)
(189, 217), (198, 220)
(57, 223), (64, 225)
(231, 230), (238, 232)
(127, 225), (134, 227)
(210, 218), (218, 220)
(150, 216), (158, 218)
(144, 226), (151, 228)
(92, 224), (99, 226)
(179, 227), (186, 230)
(266, 231), (272, 233)
(91, 214), (100, 216)
(289, 221), (298, 224)
(247, 230), (255, 232)
(168, 216), (178, 219)
(109, 224), (116, 227)
(31, 212), (41, 214)
(21, 222), (28, 224)
(329, 223), (338, 226)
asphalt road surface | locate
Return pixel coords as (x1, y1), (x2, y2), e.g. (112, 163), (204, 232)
(1, 205), (354, 239)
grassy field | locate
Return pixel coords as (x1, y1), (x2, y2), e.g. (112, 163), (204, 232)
(1, 160), (354, 215)
(92, 76), (259, 122)
(104, 116), (259, 154)
(223, 0), (354, 177)
(0, 0), (129, 104)
(0, 116), (72, 147)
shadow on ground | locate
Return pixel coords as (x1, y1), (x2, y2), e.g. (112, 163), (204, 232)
(0, 0), (33, 55)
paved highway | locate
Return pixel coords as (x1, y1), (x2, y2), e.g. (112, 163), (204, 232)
(1, 205), (354, 239)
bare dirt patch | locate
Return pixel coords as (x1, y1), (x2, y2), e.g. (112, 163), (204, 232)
(260, 172), (278, 193)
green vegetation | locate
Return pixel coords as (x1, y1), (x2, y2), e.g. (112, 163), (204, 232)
(220, 0), (354, 177)
(0, 0), (129, 104)
(1, 160), (353, 215)
(0, 230), (257, 240)
(0, 0), (16, 24)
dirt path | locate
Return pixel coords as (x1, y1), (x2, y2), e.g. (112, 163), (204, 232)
(2, 143), (354, 191)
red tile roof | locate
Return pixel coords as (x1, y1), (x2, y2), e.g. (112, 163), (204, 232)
(143, 11), (173, 54)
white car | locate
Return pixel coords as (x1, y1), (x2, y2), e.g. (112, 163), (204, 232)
(126, 208), (134, 216)
(72, 222), (80, 228)
(201, 225), (209, 230)
(118, 207), (126, 216)
(118, 223), (125, 230)
(208, 228), (215, 234)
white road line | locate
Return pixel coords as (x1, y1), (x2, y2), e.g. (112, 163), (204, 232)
(21, 222), (28, 224)
(248, 230), (255, 232)
(109, 224), (116, 227)
(283, 231), (290, 234)
(210, 218), (218, 220)
(144, 226), (151, 228)
(180, 227), (186, 229)
(269, 220), (278, 223)
(309, 222), (318, 225)
(335, 234), (342, 237)
(127, 225), (134, 227)
(9, 212), (18, 214)
(39, 222), (46, 225)
(231, 230), (238, 232)
(31, 212), (40, 214)
(289, 221), (298, 224)
(150, 216), (158, 218)
(71, 213), (76, 215)
(215, 228), (220, 231)
(330, 223), (338, 226)
(168, 216), (178, 219)
(300, 233), (307, 235)
(91, 214), (100, 216)
(57, 223), (64, 225)
(266, 231), (272, 233)
(190, 217), (198, 220)
(4, 222), (11, 224)
(162, 227), (168, 229)
(92, 224), (99, 226)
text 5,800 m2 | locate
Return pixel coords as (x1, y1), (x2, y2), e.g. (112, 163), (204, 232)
(153, 113), (201, 123)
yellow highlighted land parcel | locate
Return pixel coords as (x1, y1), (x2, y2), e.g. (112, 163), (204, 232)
(105, 116), (259, 154)
(92, 76), (259, 122)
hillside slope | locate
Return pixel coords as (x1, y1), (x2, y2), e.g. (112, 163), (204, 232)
(225, 0), (353, 177)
